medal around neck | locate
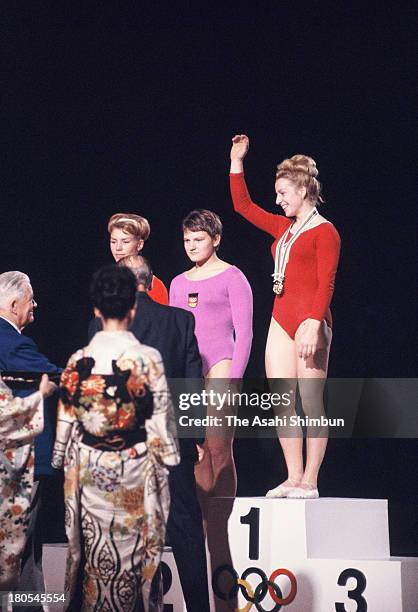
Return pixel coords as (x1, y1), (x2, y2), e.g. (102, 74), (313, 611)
(272, 209), (318, 295)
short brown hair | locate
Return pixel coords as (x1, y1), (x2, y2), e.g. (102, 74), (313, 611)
(107, 213), (150, 241)
(276, 154), (324, 204)
(182, 209), (222, 240)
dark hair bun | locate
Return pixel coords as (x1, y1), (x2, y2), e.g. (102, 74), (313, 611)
(90, 265), (137, 320)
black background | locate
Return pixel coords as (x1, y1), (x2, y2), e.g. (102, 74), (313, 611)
(1, 3), (417, 554)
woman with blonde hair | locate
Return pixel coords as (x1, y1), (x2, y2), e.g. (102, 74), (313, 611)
(230, 134), (340, 499)
(108, 212), (168, 304)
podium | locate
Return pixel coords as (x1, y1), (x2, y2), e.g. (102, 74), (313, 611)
(203, 497), (418, 612)
(161, 497), (418, 611)
(43, 497), (418, 611)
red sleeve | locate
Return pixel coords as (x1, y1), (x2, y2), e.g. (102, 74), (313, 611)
(148, 275), (169, 305)
(309, 224), (341, 321)
(229, 172), (289, 238)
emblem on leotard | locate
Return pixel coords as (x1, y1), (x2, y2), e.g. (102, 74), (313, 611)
(188, 293), (199, 308)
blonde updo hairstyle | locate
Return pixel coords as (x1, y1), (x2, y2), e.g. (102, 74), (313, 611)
(107, 213), (151, 241)
(276, 154), (324, 205)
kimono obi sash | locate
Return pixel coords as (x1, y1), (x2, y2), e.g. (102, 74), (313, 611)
(81, 429), (146, 451)
(60, 356), (153, 451)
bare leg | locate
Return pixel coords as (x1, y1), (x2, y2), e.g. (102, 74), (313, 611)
(296, 321), (332, 489)
(265, 318), (303, 489)
(199, 361), (238, 611)
(194, 440), (214, 533)
(194, 359), (235, 531)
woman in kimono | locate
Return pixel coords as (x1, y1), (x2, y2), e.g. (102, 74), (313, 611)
(52, 265), (179, 611)
(0, 374), (56, 590)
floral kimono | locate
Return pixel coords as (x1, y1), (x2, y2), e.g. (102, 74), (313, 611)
(52, 331), (179, 612)
(0, 377), (44, 589)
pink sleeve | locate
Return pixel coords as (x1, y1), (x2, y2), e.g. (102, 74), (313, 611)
(230, 173), (289, 238)
(309, 224), (341, 321)
(227, 268), (253, 378)
(169, 276), (180, 308)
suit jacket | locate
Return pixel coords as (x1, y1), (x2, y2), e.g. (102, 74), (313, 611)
(88, 292), (204, 459)
(0, 317), (62, 475)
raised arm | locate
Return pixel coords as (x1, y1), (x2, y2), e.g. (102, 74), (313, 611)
(228, 268), (253, 378)
(230, 133), (249, 174)
(230, 134), (289, 237)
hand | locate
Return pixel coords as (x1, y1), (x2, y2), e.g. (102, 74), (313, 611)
(297, 319), (322, 359)
(230, 134), (250, 161)
(39, 374), (57, 398)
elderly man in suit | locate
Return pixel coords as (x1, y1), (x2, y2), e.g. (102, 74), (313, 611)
(0, 271), (61, 609)
(89, 256), (210, 612)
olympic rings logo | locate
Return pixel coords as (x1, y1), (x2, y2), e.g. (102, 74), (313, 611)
(212, 565), (297, 611)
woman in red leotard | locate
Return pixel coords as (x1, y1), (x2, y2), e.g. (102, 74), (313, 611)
(230, 134), (340, 499)
(108, 213), (168, 304)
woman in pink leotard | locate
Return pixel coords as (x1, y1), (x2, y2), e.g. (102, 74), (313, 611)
(170, 209), (253, 527)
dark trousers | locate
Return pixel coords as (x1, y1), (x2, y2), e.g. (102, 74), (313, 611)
(162, 457), (210, 612)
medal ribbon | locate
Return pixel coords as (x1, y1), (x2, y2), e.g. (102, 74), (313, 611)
(272, 208), (318, 293)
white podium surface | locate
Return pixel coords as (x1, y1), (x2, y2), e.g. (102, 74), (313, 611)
(205, 497), (418, 612)
(43, 497), (418, 611)
(211, 496), (390, 561)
